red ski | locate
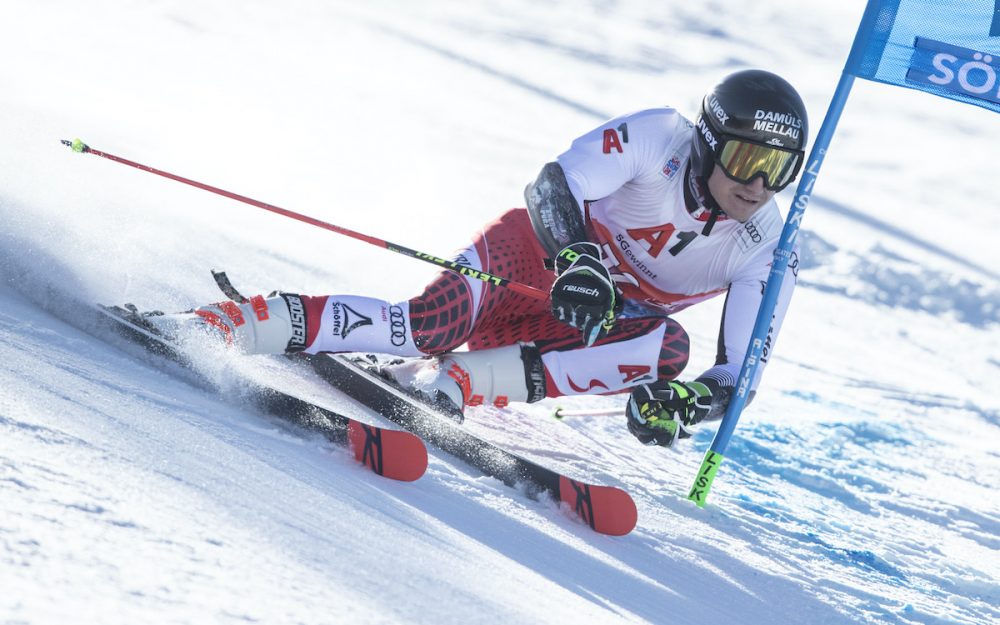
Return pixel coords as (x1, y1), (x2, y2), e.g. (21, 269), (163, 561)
(557, 477), (637, 537)
(310, 353), (639, 536)
(346, 421), (427, 482)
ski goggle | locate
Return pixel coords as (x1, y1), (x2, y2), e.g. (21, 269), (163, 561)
(715, 138), (803, 191)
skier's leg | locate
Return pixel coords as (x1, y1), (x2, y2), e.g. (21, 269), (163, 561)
(144, 292), (424, 357)
(389, 307), (689, 418)
(147, 209), (550, 358)
(379, 209), (555, 417)
(535, 316), (690, 397)
(405, 208), (553, 353)
(383, 210), (691, 414)
(468, 306), (690, 397)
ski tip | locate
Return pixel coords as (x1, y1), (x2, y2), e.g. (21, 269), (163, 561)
(380, 430), (428, 482)
(558, 476), (638, 536)
(347, 421), (428, 482)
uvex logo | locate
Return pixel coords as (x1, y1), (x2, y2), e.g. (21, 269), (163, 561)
(706, 96), (729, 124)
(696, 116), (718, 151)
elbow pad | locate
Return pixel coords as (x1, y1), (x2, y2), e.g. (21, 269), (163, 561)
(524, 162), (589, 258)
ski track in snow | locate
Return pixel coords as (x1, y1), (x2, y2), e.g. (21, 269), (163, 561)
(2, 1), (999, 624)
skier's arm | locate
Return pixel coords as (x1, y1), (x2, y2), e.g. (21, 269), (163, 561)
(525, 109), (677, 257)
(697, 250), (799, 420)
(524, 162), (589, 258)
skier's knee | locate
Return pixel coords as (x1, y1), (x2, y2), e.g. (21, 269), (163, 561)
(657, 319), (690, 380)
(408, 273), (475, 354)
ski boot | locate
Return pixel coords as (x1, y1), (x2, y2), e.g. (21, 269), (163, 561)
(378, 344), (547, 423)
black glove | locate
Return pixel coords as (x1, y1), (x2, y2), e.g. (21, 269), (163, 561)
(626, 380), (712, 447)
(550, 242), (617, 346)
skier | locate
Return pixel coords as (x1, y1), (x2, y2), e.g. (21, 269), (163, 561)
(148, 69), (807, 448)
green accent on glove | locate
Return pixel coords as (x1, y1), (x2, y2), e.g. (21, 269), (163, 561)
(687, 450), (725, 507)
(557, 246), (580, 264)
(669, 381), (690, 399)
(645, 414), (679, 435)
(600, 308), (616, 332)
(686, 381), (711, 397)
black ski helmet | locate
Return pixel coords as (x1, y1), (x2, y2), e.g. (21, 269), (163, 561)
(691, 69), (808, 191)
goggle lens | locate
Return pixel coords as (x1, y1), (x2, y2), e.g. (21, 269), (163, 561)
(717, 139), (802, 191)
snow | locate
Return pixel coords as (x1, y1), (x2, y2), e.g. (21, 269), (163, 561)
(1, 1), (998, 624)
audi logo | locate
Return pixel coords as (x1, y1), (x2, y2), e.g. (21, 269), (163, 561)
(389, 305), (408, 347)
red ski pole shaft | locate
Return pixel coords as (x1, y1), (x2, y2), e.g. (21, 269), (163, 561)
(61, 138), (549, 301)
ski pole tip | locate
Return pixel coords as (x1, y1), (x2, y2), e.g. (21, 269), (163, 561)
(60, 138), (89, 153)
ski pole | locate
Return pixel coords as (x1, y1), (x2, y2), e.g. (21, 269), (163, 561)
(60, 138), (549, 302)
(685, 72), (855, 508)
(553, 407), (622, 419)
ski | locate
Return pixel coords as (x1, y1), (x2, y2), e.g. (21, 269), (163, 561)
(93, 305), (428, 482)
(307, 354), (638, 536)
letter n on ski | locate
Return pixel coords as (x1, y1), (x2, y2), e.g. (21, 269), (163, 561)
(348, 422), (385, 476)
(559, 477), (596, 530)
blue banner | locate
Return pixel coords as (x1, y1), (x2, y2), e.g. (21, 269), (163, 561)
(844, 0), (1000, 114)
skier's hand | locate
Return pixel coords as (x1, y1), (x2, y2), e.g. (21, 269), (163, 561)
(626, 380), (712, 447)
(550, 242), (618, 346)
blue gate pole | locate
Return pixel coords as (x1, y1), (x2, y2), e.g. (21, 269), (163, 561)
(686, 70), (859, 507)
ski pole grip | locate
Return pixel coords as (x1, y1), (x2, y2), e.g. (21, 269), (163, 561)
(61, 138), (91, 153)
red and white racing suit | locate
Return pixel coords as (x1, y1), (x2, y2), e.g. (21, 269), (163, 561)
(297, 107), (798, 399)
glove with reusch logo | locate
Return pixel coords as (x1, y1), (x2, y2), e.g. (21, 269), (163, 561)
(550, 242), (618, 346)
(626, 380), (712, 447)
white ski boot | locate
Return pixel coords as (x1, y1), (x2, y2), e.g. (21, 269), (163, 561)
(380, 344), (546, 423)
(141, 294), (305, 355)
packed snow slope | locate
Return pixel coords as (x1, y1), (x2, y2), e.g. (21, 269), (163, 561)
(1, 1), (997, 624)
